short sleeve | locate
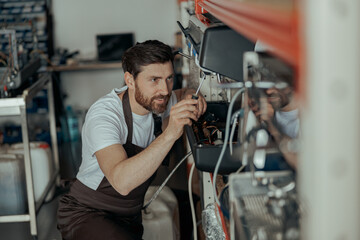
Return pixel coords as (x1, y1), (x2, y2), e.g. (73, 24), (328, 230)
(82, 105), (127, 157)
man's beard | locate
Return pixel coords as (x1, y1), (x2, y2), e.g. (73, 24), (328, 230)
(134, 85), (170, 114)
(268, 92), (290, 110)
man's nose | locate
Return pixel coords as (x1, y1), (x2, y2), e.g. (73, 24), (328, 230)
(158, 79), (170, 95)
(266, 88), (276, 95)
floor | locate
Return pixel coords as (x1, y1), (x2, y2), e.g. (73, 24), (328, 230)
(0, 196), (62, 240)
(0, 139), (194, 240)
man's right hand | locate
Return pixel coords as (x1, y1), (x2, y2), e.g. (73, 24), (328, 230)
(256, 100), (275, 123)
(163, 98), (199, 141)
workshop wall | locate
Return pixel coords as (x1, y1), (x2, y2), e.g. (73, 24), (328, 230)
(52, 0), (179, 109)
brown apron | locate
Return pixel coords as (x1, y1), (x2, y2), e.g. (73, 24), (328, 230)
(57, 90), (156, 240)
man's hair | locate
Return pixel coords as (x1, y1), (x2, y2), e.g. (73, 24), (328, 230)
(122, 40), (174, 79)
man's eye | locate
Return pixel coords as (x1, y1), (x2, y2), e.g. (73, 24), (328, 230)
(167, 77), (173, 81)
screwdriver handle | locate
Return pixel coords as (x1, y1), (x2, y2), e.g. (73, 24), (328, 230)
(191, 94), (199, 124)
(192, 94), (199, 100)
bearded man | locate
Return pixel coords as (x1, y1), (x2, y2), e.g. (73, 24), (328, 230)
(57, 40), (206, 240)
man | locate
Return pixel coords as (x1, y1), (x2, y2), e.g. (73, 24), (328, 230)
(250, 85), (299, 169)
(57, 40), (207, 240)
(250, 42), (299, 169)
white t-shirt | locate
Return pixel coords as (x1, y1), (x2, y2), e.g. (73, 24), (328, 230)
(77, 86), (177, 190)
(274, 109), (299, 139)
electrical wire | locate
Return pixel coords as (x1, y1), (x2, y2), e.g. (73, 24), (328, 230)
(0, 59), (7, 66)
(235, 165), (246, 174)
(229, 117), (237, 155)
(229, 109), (245, 155)
(206, 126), (218, 130)
(212, 88), (245, 207)
(142, 151), (192, 210)
(211, 128), (219, 136)
(222, 165), (246, 190)
(188, 163), (197, 240)
(217, 73), (222, 83)
(194, 53), (214, 74)
(219, 185), (230, 220)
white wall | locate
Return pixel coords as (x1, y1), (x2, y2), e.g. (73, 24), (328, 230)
(52, 0), (179, 109)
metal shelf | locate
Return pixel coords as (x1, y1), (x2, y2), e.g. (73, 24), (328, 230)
(0, 73), (60, 238)
(47, 61), (123, 72)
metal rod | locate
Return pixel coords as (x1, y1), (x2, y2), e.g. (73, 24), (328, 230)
(178, 52), (191, 59)
(0, 214), (30, 223)
(195, 72), (206, 96)
(47, 76), (60, 186)
(20, 105), (37, 236)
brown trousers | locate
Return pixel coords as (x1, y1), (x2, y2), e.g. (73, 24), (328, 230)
(58, 192), (143, 240)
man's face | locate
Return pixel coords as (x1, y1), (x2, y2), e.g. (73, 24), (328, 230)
(134, 61), (174, 114)
(265, 87), (292, 110)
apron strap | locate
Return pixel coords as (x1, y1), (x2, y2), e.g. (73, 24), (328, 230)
(122, 89), (133, 143)
(153, 114), (163, 138)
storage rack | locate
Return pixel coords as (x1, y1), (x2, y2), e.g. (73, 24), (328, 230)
(191, 0), (360, 239)
(0, 0), (51, 62)
(0, 73), (59, 238)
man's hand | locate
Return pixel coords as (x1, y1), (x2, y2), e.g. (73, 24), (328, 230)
(182, 88), (207, 118)
(256, 100), (275, 123)
(250, 97), (274, 123)
(163, 98), (199, 141)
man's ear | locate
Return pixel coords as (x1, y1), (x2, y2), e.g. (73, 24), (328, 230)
(124, 72), (135, 89)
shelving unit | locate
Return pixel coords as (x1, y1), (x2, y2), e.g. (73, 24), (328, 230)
(0, 73), (59, 238)
(191, 0), (360, 239)
(0, 0), (51, 62)
(47, 61), (123, 72)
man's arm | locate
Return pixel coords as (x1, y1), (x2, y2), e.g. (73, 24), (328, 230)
(267, 120), (298, 169)
(96, 98), (199, 196)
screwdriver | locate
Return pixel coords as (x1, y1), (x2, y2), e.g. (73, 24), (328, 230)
(191, 72), (206, 127)
(192, 72), (206, 100)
